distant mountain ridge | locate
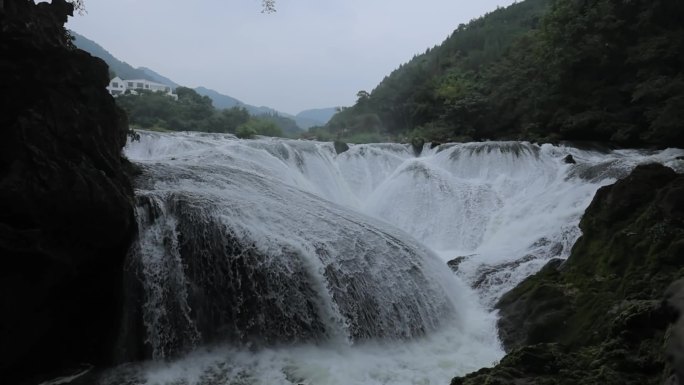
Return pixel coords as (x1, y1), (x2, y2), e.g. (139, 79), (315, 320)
(297, 107), (338, 127)
(71, 32), (152, 81)
(71, 31), (336, 130)
(192, 87), (323, 129)
(139, 67), (179, 88)
(194, 86), (276, 115)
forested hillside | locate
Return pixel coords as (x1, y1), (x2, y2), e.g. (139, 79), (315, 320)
(116, 88), (291, 138)
(72, 32), (155, 81)
(72, 33), (305, 135)
(326, 0), (684, 148)
(297, 107), (339, 127)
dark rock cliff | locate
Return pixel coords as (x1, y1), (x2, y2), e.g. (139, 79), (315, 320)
(452, 163), (684, 384)
(0, 0), (136, 383)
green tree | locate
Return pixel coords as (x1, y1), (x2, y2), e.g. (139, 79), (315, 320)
(215, 107), (250, 133)
(236, 118), (283, 139)
(324, 0), (684, 148)
(325, 0), (552, 142)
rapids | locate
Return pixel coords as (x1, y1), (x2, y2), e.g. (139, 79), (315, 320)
(103, 131), (683, 385)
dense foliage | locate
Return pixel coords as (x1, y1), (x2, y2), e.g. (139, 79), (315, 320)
(326, 0), (684, 147)
(256, 112), (299, 137)
(115, 87), (288, 137)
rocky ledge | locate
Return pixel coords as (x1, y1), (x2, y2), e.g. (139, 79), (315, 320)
(0, 1), (136, 383)
(453, 163), (684, 384)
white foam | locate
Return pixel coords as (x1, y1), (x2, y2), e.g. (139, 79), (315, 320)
(116, 131), (684, 384)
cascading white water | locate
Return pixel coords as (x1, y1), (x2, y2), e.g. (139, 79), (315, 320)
(107, 131), (683, 385)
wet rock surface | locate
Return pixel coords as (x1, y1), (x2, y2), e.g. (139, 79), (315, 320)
(411, 137), (425, 156)
(453, 164), (684, 384)
(447, 255), (472, 273)
(0, 1), (135, 382)
(333, 140), (349, 154)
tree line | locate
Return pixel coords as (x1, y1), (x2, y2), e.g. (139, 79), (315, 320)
(115, 87), (294, 138)
(324, 0), (684, 148)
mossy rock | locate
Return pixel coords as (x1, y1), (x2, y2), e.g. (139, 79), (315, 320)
(454, 164), (684, 384)
(496, 259), (573, 350)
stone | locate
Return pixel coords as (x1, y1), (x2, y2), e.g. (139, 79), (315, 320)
(453, 164), (684, 384)
(0, 1), (136, 382)
(667, 279), (684, 384)
(472, 254), (537, 289)
(333, 140), (349, 154)
(447, 255), (471, 273)
(411, 137), (425, 156)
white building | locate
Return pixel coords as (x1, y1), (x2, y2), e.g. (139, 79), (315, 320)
(106, 76), (126, 96)
(106, 77), (178, 100)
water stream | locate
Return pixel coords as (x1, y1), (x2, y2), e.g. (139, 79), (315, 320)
(101, 132), (682, 385)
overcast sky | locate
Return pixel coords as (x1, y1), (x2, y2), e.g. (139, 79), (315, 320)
(67, 0), (516, 115)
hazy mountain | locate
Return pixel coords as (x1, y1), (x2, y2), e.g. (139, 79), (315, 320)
(139, 67), (179, 88)
(194, 87), (318, 130)
(71, 32), (152, 81)
(193, 86), (279, 116)
(290, 116), (321, 130)
(193, 86), (243, 109)
(72, 31), (305, 132)
(296, 107), (338, 127)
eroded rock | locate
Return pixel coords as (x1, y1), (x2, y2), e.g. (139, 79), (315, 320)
(453, 164), (684, 384)
(0, 1), (135, 382)
(447, 255), (472, 273)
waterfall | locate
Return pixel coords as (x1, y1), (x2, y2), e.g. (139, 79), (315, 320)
(105, 131), (683, 385)
(130, 162), (461, 358)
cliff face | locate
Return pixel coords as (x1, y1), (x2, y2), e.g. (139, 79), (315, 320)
(452, 163), (684, 385)
(0, 0), (136, 382)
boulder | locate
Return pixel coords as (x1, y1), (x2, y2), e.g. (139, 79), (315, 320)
(447, 255), (472, 273)
(333, 140), (349, 154)
(496, 258), (570, 350)
(666, 279), (684, 384)
(453, 163), (684, 384)
(472, 254), (537, 290)
(411, 137), (425, 156)
(0, 1), (135, 382)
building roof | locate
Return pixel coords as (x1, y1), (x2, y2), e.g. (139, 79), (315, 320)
(123, 79), (169, 88)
